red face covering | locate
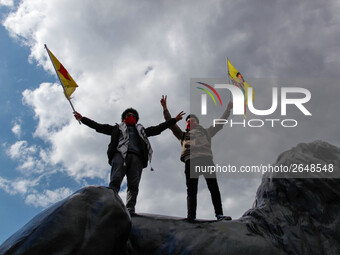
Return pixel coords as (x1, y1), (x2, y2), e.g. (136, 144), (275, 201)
(124, 115), (137, 125)
(186, 120), (197, 131)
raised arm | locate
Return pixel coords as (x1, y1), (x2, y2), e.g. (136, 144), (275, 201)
(73, 111), (114, 135)
(206, 101), (233, 137)
(160, 95), (184, 140)
(145, 110), (184, 137)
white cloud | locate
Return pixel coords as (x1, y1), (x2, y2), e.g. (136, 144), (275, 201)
(7, 140), (37, 159)
(5, 140), (46, 174)
(0, 176), (15, 194)
(25, 187), (73, 208)
(2, 0), (340, 219)
(0, 0), (13, 7)
(0, 175), (72, 209)
(11, 122), (22, 138)
(22, 83), (70, 138)
(0, 176), (39, 195)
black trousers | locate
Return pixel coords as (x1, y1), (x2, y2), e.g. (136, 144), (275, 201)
(109, 152), (143, 213)
(185, 157), (223, 219)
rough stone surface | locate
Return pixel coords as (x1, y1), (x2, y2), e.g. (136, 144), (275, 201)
(127, 214), (285, 255)
(126, 141), (340, 255)
(244, 141), (340, 255)
(1, 141), (339, 255)
(0, 186), (131, 255)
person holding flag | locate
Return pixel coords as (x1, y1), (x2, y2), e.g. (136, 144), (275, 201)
(45, 45), (186, 215)
(74, 108), (185, 215)
(160, 95), (233, 222)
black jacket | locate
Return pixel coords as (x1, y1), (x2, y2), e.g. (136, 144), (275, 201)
(81, 117), (177, 167)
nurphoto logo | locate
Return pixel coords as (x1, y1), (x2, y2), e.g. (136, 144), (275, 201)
(192, 58), (312, 128)
(197, 83), (312, 128)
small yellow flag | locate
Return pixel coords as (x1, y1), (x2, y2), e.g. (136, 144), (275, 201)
(227, 58), (254, 104)
(227, 58), (254, 117)
(45, 45), (78, 99)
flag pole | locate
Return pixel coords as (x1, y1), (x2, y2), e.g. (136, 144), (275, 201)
(226, 57), (231, 84)
(226, 57), (232, 102)
(44, 44), (81, 124)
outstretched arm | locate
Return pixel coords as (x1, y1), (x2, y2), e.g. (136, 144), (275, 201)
(160, 95), (184, 140)
(206, 101), (233, 137)
(73, 111), (114, 135)
(144, 111), (184, 137)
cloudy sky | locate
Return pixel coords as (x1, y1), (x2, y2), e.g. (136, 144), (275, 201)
(1, 0), (340, 244)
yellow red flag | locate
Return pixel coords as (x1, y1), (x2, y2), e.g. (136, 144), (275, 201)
(45, 45), (78, 99)
(227, 58), (254, 103)
(227, 58), (254, 117)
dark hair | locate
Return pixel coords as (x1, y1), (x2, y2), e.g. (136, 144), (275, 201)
(121, 108), (139, 122)
(186, 114), (199, 124)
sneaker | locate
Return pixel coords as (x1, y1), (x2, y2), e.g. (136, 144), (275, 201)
(216, 215), (232, 221)
(185, 217), (196, 223)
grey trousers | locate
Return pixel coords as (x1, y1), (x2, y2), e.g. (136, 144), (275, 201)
(109, 152), (143, 213)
